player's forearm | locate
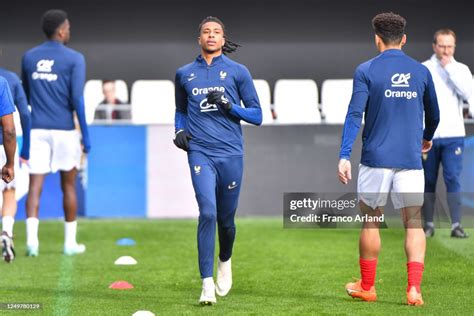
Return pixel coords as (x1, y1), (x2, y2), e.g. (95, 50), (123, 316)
(339, 112), (362, 159)
(340, 69), (369, 159)
(71, 56), (88, 149)
(423, 107), (440, 141)
(229, 105), (262, 126)
(175, 110), (188, 131)
(1, 115), (16, 166)
(423, 114), (440, 141)
(19, 110), (32, 159)
(21, 65), (30, 101)
(339, 89), (366, 159)
(74, 96), (91, 152)
(423, 80), (440, 141)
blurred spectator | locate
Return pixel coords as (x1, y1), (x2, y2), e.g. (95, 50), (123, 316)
(94, 80), (130, 120)
(422, 29), (472, 238)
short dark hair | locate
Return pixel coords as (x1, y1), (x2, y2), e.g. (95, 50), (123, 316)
(433, 28), (456, 44)
(102, 80), (116, 86)
(372, 12), (406, 45)
(41, 9), (68, 39)
(198, 16), (240, 54)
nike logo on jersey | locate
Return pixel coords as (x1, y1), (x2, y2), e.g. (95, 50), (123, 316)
(228, 181), (238, 190)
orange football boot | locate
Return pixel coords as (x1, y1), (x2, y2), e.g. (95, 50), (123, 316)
(345, 279), (377, 302)
(407, 286), (424, 306)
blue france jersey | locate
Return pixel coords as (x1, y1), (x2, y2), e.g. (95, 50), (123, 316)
(340, 49), (440, 169)
(175, 54), (262, 157)
(0, 68), (31, 159)
(0, 77), (15, 118)
(22, 40), (90, 151)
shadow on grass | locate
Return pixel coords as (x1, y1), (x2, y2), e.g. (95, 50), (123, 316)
(340, 296), (408, 306)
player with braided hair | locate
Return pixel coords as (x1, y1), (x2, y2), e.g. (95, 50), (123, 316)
(174, 16), (262, 305)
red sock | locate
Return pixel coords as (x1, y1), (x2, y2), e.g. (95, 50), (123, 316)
(359, 258), (378, 291)
(407, 261), (424, 292)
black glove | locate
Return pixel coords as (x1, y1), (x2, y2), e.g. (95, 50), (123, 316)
(173, 129), (192, 152)
(206, 90), (232, 111)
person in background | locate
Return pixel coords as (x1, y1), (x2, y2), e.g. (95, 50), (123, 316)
(94, 80), (130, 120)
(0, 66), (31, 262)
(21, 9), (90, 257)
(422, 29), (472, 238)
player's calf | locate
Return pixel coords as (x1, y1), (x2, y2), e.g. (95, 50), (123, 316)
(406, 261), (424, 306)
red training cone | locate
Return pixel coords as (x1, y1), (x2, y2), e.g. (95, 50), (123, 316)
(109, 281), (134, 290)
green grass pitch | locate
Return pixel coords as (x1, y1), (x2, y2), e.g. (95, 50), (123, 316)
(0, 218), (472, 315)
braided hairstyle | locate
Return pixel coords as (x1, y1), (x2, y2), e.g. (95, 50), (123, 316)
(198, 16), (241, 54)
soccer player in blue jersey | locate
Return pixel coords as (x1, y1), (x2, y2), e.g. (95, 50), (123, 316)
(0, 80), (16, 182)
(174, 16), (262, 305)
(21, 9), (91, 257)
(0, 67), (31, 262)
(338, 13), (439, 306)
(0, 78), (17, 258)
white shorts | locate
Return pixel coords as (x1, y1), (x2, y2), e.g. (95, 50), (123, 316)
(357, 164), (424, 210)
(29, 129), (82, 174)
(0, 145), (19, 190)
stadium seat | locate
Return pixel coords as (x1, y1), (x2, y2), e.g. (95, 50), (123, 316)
(241, 79), (273, 125)
(273, 79), (320, 124)
(321, 79), (353, 124)
(469, 76), (474, 117)
(253, 79), (273, 124)
(131, 80), (175, 124)
(84, 80), (128, 124)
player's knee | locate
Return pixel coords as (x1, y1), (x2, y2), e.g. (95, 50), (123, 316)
(218, 225), (235, 238)
(200, 212), (216, 223)
(27, 185), (42, 198)
(61, 184), (76, 194)
(197, 195), (217, 220)
(444, 177), (460, 192)
(217, 215), (236, 229)
(424, 181), (436, 192)
(199, 209), (217, 223)
(425, 174), (437, 192)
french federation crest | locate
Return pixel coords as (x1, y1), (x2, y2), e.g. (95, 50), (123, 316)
(194, 165), (201, 175)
